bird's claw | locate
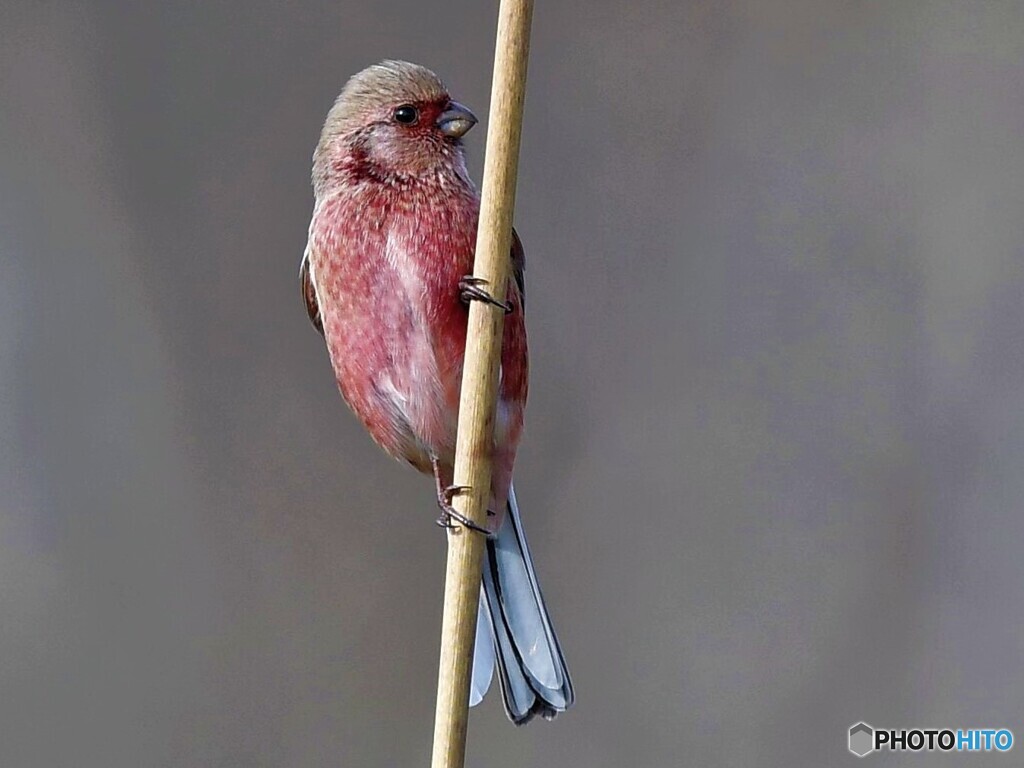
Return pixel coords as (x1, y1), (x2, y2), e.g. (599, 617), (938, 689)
(441, 483), (471, 505)
(435, 483), (492, 535)
(459, 276), (513, 314)
(435, 507), (492, 535)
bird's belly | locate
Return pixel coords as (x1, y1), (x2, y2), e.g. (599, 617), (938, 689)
(323, 269), (459, 471)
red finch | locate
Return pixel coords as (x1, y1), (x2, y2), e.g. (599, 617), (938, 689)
(300, 60), (573, 724)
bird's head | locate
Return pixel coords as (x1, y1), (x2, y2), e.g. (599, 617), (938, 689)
(314, 60), (477, 192)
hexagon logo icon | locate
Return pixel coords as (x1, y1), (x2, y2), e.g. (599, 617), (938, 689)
(849, 722), (874, 758)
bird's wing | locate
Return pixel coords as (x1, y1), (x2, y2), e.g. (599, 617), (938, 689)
(511, 227), (526, 311)
(299, 247), (324, 336)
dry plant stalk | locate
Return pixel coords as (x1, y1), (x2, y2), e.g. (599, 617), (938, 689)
(429, 0), (534, 766)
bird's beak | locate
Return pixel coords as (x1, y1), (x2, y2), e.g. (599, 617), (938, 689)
(436, 101), (478, 139)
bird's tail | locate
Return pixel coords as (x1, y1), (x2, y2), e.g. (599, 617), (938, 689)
(469, 484), (574, 725)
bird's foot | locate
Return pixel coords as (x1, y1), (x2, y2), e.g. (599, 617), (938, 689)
(435, 507), (492, 535)
(459, 276), (513, 314)
(435, 484), (493, 535)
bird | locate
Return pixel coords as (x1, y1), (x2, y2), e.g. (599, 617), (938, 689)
(300, 60), (573, 724)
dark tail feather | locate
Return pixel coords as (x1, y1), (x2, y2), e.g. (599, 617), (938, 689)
(475, 484), (574, 725)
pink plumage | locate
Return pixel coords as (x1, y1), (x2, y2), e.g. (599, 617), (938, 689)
(301, 60), (572, 724)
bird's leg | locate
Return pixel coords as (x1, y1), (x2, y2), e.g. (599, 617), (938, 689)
(459, 276), (513, 314)
(431, 455), (491, 535)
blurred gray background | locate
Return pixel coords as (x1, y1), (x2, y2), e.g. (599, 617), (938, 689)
(2, 1), (1023, 766)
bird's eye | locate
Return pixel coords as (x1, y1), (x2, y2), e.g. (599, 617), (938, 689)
(393, 105), (419, 125)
